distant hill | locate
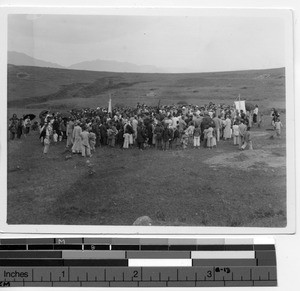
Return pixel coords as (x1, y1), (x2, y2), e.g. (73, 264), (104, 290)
(7, 65), (285, 111)
(8, 51), (64, 69)
(68, 59), (165, 73)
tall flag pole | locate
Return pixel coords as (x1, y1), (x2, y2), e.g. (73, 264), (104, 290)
(108, 93), (112, 113)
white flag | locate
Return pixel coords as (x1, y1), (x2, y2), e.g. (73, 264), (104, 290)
(108, 95), (112, 113)
(234, 100), (246, 113)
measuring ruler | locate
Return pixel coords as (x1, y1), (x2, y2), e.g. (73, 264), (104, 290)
(0, 238), (277, 287)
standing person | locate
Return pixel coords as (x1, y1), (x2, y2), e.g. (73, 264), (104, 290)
(186, 122), (195, 148)
(202, 126), (209, 148)
(91, 120), (101, 147)
(53, 130), (58, 144)
(223, 115), (232, 140)
(66, 118), (74, 148)
(241, 127), (253, 150)
(17, 118), (23, 139)
(59, 119), (66, 141)
(24, 116), (31, 137)
(131, 116), (138, 143)
(172, 125), (181, 149)
(52, 117), (60, 140)
(232, 121), (240, 146)
(107, 124), (118, 147)
(193, 125), (201, 149)
(72, 121), (82, 154)
(206, 126), (214, 149)
(162, 124), (172, 151)
(123, 131), (130, 149)
(136, 122), (147, 150)
(213, 114), (222, 142)
(89, 130), (96, 153)
(181, 130), (189, 149)
(154, 123), (163, 150)
(43, 122), (53, 154)
(238, 120), (247, 149)
(8, 118), (18, 140)
(253, 105), (259, 124)
(99, 123), (108, 146)
(80, 126), (92, 157)
(274, 118), (283, 138)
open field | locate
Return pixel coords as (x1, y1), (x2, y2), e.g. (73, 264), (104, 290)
(7, 66), (287, 227)
(7, 122), (286, 226)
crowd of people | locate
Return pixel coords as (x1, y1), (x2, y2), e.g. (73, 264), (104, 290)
(8, 102), (282, 157)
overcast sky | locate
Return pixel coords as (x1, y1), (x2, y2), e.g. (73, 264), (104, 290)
(7, 14), (286, 73)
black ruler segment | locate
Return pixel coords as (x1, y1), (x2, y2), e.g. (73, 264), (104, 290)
(0, 259), (64, 266)
(169, 245), (197, 251)
(112, 245), (140, 251)
(54, 245), (82, 250)
(197, 245), (225, 250)
(224, 245), (254, 251)
(140, 245), (169, 251)
(84, 244), (110, 250)
(28, 244), (54, 250)
(0, 251), (62, 258)
(0, 245), (26, 250)
(65, 259), (128, 266)
(0, 238), (277, 287)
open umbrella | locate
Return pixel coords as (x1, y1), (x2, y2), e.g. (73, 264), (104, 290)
(39, 110), (49, 118)
(245, 103), (255, 111)
(59, 112), (72, 119)
(23, 114), (36, 120)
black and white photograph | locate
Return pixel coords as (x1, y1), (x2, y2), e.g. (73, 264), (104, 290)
(4, 9), (294, 230)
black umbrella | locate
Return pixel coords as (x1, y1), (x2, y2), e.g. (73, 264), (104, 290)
(245, 103), (255, 111)
(39, 110), (49, 118)
(23, 114), (36, 120)
(59, 112), (72, 119)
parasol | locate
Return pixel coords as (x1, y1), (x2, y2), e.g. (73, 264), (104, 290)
(23, 114), (36, 120)
(59, 112), (72, 119)
(245, 103), (255, 111)
(39, 110), (49, 118)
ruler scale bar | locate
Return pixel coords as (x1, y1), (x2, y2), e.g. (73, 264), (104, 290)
(0, 238), (277, 287)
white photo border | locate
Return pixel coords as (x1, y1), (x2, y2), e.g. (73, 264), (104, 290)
(0, 6), (295, 235)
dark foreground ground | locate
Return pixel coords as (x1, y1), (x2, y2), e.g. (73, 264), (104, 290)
(7, 118), (286, 227)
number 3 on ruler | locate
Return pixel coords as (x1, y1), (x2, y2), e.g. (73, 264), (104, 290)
(207, 270), (212, 278)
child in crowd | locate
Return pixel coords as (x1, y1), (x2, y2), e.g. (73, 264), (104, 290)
(53, 130), (58, 144)
(240, 127), (253, 150)
(193, 125), (201, 149)
(123, 132), (130, 149)
(206, 126), (214, 149)
(181, 131), (189, 149)
(186, 122), (195, 147)
(89, 131), (96, 152)
(211, 130), (217, 148)
(274, 118), (283, 138)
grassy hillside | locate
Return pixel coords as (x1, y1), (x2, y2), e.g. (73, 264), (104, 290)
(7, 65), (285, 111)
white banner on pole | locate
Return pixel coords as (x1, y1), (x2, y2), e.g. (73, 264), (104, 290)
(234, 100), (246, 113)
